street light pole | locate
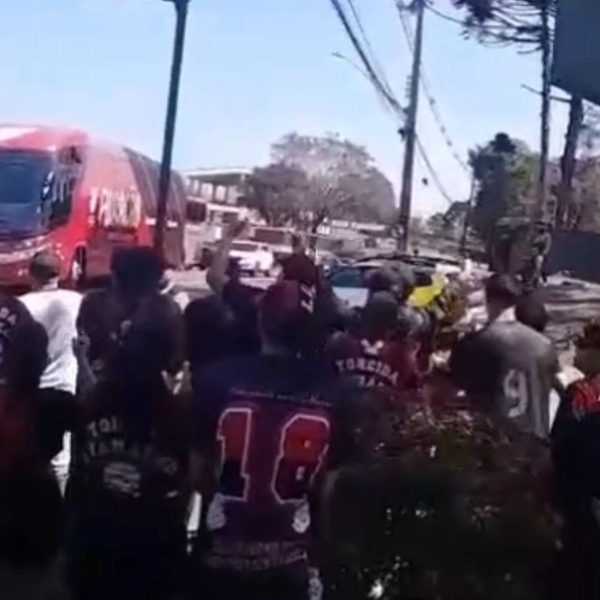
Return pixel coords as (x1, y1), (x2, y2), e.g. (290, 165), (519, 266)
(154, 0), (190, 256)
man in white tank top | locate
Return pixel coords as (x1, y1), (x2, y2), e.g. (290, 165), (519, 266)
(21, 250), (81, 489)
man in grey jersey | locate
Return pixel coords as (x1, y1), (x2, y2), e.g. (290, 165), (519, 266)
(450, 274), (558, 438)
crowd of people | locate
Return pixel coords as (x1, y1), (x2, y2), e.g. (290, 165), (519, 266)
(1, 222), (600, 599)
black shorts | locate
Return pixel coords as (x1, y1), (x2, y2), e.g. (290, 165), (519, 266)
(35, 388), (77, 461)
(189, 565), (310, 600)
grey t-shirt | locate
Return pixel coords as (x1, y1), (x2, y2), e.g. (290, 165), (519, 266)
(451, 320), (559, 438)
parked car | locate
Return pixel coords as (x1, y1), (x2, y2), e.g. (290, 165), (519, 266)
(229, 241), (275, 276)
(328, 258), (444, 309)
(365, 252), (464, 278)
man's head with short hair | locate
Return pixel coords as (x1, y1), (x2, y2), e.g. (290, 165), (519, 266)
(367, 265), (416, 304)
(366, 269), (396, 295)
(258, 281), (315, 354)
(394, 264), (416, 302)
(574, 319), (600, 377)
(362, 292), (398, 341)
(516, 294), (549, 333)
(109, 293), (181, 384)
(485, 273), (521, 320)
(29, 250), (61, 289)
(110, 246), (164, 297)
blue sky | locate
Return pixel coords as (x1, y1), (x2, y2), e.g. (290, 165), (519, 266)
(0, 0), (569, 215)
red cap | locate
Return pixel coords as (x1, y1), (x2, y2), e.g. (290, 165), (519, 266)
(281, 253), (318, 286)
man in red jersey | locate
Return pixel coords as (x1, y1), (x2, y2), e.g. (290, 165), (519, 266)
(189, 281), (352, 600)
(552, 320), (600, 598)
(325, 291), (420, 397)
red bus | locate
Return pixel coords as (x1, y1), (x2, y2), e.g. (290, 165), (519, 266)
(0, 125), (186, 288)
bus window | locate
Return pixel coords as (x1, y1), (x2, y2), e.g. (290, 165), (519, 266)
(49, 146), (83, 224)
(0, 149), (52, 206)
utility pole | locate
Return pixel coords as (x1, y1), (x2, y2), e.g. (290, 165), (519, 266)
(398, 0), (425, 252)
(154, 0), (190, 256)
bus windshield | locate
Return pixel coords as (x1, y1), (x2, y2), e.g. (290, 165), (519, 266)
(0, 149), (53, 205)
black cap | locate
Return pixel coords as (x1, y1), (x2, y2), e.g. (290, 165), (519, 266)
(485, 273), (521, 305)
(111, 246), (164, 295)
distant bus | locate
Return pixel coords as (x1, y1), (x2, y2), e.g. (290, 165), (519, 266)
(0, 125), (186, 288)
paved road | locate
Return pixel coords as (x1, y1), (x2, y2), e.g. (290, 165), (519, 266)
(170, 269), (273, 299)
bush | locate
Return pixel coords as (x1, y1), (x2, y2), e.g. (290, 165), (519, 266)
(324, 405), (561, 600)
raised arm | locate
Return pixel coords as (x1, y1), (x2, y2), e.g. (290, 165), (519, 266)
(207, 220), (249, 296)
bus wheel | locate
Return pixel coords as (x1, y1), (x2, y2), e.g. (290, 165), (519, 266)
(70, 248), (87, 289)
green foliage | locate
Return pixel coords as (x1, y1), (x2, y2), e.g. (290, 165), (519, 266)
(469, 133), (536, 244)
(449, 0), (555, 47)
(267, 132), (396, 231)
(325, 404), (560, 600)
(246, 163), (308, 227)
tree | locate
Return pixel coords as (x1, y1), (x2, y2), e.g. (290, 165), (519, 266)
(271, 132), (395, 232)
(245, 163), (308, 227)
(450, 0), (555, 48)
(469, 133), (537, 247)
(555, 97), (584, 227)
(450, 0), (554, 219)
(325, 403), (560, 600)
(425, 202), (470, 240)
(550, 104), (600, 229)
(448, 0), (593, 229)
(569, 158), (600, 231)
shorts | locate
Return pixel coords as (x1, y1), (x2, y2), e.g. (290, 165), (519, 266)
(35, 388), (77, 461)
(52, 433), (71, 494)
(188, 564), (321, 600)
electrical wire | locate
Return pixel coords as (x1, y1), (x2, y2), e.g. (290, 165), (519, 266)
(396, 1), (470, 175)
(426, 4), (466, 26)
(415, 135), (457, 204)
(329, 0), (402, 114)
(329, 0), (458, 204)
(345, 0), (397, 102)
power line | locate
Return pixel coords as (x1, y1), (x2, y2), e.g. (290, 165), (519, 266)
(416, 136), (456, 204)
(396, 1), (470, 175)
(426, 4), (466, 27)
(329, 0), (402, 114)
(345, 0), (396, 102)
(329, 0), (458, 204)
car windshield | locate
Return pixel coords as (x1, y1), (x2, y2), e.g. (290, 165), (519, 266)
(329, 267), (365, 288)
(231, 241), (258, 252)
(0, 149), (53, 205)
